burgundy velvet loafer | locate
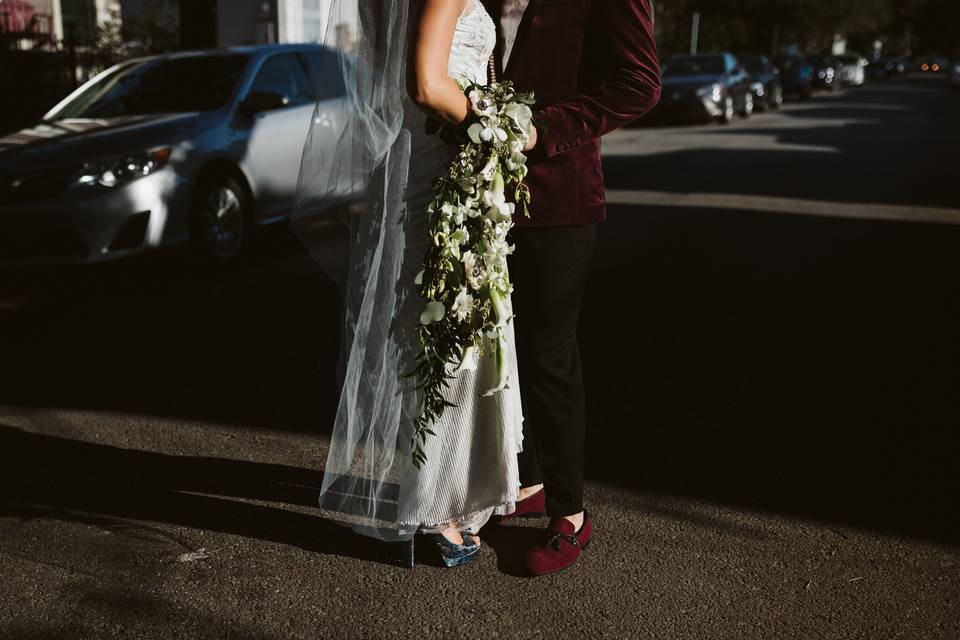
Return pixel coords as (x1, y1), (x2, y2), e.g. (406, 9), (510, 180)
(526, 511), (593, 576)
(501, 487), (547, 521)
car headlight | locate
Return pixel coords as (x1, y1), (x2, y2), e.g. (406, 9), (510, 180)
(954, 65), (960, 75)
(696, 83), (723, 101)
(77, 147), (172, 189)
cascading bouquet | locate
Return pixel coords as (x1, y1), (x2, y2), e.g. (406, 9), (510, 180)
(409, 80), (536, 468)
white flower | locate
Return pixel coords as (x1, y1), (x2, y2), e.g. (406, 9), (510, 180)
(468, 88), (498, 117)
(501, 102), (533, 136)
(480, 334), (510, 397)
(479, 154), (499, 182)
(462, 250), (488, 290)
(420, 301), (445, 325)
(451, 287), (473, 322)
(454, 344), (478, 374)
(450, 228), (470, 246)
(488, 286), (512, 327)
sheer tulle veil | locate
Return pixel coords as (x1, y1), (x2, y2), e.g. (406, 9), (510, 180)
(293, 0), (432, 541)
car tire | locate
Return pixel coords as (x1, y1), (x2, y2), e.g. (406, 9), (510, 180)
(716, 95), (735, 124)
(739, 93), (754, 118)
(190, 173), (255, 263)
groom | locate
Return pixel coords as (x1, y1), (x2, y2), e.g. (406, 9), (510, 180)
(486, 0), (661, 575)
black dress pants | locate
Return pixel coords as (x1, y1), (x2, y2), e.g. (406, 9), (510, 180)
(508, 223), (598, 517)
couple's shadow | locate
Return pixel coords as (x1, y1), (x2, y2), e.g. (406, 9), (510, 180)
(0, 424), (396, 567)
(0, 423), (538, 574)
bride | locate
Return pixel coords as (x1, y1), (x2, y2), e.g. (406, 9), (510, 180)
(295, 0), (535, 567)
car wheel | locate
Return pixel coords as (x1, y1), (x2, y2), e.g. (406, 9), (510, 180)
(191, 173), (254, 262)
(739, 92), (754, 118)
(771, 86), (784, 109)
(717, 95), (735, 124)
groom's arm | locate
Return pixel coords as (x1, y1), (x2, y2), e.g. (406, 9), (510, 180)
(531, 0), (660, 160)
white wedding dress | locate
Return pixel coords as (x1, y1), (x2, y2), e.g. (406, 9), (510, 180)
(395, 0), (524, 535)
(312, 0), (523, 540)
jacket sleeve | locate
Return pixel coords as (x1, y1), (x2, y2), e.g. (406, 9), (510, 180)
(532, 0), (661, 160)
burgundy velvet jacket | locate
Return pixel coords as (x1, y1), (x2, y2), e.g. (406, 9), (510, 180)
(484, 0), (661, 227)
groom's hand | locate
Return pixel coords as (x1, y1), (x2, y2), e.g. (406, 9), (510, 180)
(523, 125), (539, 152)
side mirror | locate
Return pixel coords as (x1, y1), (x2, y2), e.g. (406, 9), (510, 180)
(245, 91), (290, 114)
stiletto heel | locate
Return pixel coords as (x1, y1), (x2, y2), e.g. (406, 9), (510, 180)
(424, 533), (480, 568)
(401, 538), (416, 569)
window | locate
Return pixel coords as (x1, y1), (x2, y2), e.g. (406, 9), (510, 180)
(300, 50), (347, 101)
(249, 54), (315, 107)
(303, 0), (325, 43)
(47, 55), (249, 119)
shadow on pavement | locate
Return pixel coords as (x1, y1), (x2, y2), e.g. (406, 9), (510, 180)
(582, 202), (960, 546)
(0, 423), (398, 567)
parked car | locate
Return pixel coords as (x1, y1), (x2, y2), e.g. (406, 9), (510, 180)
(809, 55), (841, 91)
(867, 56), (908, 79)
(835, 53), (868, 86)
(776, 55), (814, 99)
(0, 44), (348, 264)
(656, 53), (754, 124)
(739, 54), (783, 111)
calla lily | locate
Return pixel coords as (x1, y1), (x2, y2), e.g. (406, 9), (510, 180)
(454, 344), (478, 374)
(420, 301), (445, 325)
(481, 335), (510, 397)
(480, 154), (499, 182)
(488, 286), (511, 327)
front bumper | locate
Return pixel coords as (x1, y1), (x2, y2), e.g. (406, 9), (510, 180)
(0, 168), (189, 265)
(653, 92), (724, 121)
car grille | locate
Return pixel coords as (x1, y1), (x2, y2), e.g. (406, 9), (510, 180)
(0, 165), (79, 205)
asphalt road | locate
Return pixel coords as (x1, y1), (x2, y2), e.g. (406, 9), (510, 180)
(1, 74), (959, 639)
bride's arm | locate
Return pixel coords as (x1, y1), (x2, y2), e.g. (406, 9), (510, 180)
(410, 0), (471, 125)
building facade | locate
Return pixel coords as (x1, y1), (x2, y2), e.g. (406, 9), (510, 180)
(1, 0), (119, 48)
(120, 0), (345, 50)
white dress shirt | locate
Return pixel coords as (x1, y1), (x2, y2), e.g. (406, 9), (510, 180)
(500, 0), (530, 66)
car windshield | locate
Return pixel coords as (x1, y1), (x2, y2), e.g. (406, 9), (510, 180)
(47, 54), (250, 120)
(663, 56), (725, 76)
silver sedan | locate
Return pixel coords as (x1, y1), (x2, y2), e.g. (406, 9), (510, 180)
(0, 44), (347, 264)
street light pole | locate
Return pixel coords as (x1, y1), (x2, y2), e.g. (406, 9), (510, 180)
(690, 11), (700, 55)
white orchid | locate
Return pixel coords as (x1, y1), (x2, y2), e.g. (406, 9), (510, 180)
(451, 287), (473, 322)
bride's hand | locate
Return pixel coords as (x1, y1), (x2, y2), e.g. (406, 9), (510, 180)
(523, 125), (538, 152)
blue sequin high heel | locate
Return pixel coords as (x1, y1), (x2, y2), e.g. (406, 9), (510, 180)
(400, 531), (480, 568)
